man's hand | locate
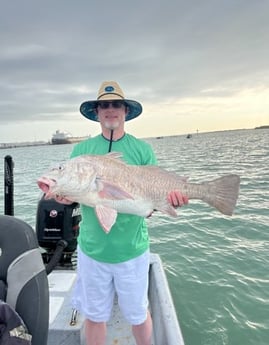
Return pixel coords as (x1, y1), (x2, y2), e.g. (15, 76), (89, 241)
(147, 191), (188, 218)
(167, 190), (188, 208)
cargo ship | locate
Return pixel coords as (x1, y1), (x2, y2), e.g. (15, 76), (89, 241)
(51, 130), (89, 145)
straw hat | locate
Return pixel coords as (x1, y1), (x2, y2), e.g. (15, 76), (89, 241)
(80, 81), (143, 122)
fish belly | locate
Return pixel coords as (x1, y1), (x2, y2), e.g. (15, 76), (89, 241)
(103, 199), (153, 217)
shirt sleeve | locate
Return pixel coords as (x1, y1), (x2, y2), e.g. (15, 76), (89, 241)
(70, 142), (84, 159)
(143, 142), (158, 166)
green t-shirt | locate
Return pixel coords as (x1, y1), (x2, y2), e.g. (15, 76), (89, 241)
(70, 133), (157, 263)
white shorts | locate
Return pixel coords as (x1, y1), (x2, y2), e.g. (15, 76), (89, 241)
(72, 247), (150, 325)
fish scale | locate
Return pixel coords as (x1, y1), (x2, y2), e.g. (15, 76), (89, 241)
(37, 152), (240, 233)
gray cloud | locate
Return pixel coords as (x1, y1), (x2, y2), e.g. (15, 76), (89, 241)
(1, 0), (269, 128)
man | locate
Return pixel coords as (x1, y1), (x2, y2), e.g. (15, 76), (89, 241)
(71, 81), (188, 345)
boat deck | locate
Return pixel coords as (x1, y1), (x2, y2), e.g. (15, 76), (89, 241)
(48, 253), (185, 345)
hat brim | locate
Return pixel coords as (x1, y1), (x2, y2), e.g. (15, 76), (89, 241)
(80, 99), (142, 122)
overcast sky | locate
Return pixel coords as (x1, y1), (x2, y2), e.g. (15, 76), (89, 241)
(1, 0), (268, 143)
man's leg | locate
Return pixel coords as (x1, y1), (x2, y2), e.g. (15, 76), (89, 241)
(85, 319), (106, 345)
(72, 248), (114, 345)
(113, 251), (152, 344)
(132, 311), (152, 345)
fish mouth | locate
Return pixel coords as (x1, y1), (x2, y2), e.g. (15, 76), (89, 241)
(37, 177), (56, 195)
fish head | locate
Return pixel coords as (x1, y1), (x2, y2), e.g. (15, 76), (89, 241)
(37, 157), (97, 202)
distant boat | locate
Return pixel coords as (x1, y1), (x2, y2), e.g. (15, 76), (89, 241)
(186, 134), (192, 139)
(51, 130), (89, 145)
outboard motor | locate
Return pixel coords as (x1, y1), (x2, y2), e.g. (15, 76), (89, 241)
(36, 195), (81, 273)
(0, 215), (49, 345)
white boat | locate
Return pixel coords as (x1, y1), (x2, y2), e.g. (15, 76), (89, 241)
(0, 213), (185, 345)
(51, 130), (89, 145)
(1, 156), (185, 345)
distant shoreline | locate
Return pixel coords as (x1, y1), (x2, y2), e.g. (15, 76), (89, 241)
(0, 141), (50, 149)
(1, 126), (268, 149)
(254, 125), (269, 129)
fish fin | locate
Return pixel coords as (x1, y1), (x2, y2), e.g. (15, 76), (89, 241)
(203, 174), (240, 215)
(158, 203), (178, 217)
(97, 180), (134, 200)
(95, 205), (117, 233)
(106, 152), (123, 159)
(105, 152), (126, 164)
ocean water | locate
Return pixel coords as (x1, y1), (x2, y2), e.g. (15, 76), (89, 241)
(0, 128), (268, 345)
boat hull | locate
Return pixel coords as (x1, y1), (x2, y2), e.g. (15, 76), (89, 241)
(51, 137), (88, 145)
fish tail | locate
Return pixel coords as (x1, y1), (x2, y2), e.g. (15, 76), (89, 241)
(201, 174), (240, 215)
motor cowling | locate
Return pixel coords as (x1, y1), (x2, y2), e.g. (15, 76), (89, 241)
(36, 195), (81, 270)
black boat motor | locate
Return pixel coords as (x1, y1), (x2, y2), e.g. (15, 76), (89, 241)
(36, 195), (81, 274)
(0, 215), (49, 345)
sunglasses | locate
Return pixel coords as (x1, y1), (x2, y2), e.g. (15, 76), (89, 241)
(97, 100), (126, 109)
